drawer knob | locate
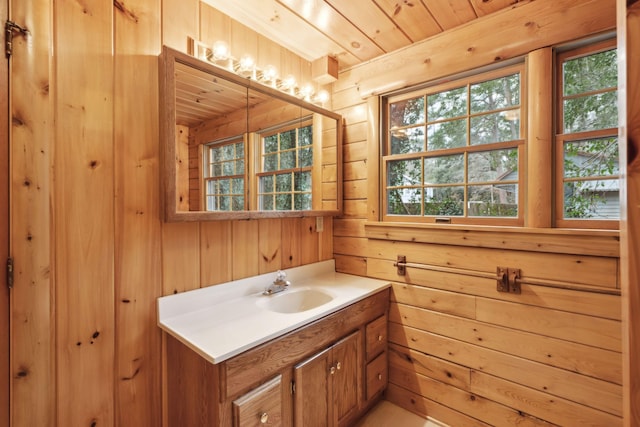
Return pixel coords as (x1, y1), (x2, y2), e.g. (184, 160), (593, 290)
(260, 412), (269, 424)
(378, 373), (383, 380)
(336, 362), (341, 371)
(330, 366), (336, 375)
(378, 335), (383, 341)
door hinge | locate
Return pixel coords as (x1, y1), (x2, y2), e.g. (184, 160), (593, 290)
(5, 20), (30, 58)
(7, 257), (13, 289)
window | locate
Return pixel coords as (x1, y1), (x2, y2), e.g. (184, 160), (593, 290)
(203, 138), (246, 211)
(556, 39), (619, 228)
(383, 65), (524, 224)
(257, 119), (314, 211)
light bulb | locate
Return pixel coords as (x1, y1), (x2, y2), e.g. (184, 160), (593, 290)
(262, 64), (278, 84)
(315, 89), (329, 105)
(212, 41), (230, 61)
(300, 83), (314, 101)
(238, 54), (255, 78)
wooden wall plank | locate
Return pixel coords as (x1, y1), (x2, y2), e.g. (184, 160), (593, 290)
(114, 0), (162, 425)
(54, 0), (115, 425)
(259, 218), (282, 274)
(9, 0), (53, 425)
(232, 220), (260, 279)
(390, 306), (621, 384)
(334, 254), (367, 276)
(0, 0), (7, 419)
(162, 0), (199, 52)
(162, 222), (201, 295)
(200, 221), (233, 285)
(620, 1), (640, 425)
(281, 217), (302, 269)
(299, 217), (319, 265)
(391, 283), (476, 319)
(369, 258), (621, 321)
(366, 239), (618, 289)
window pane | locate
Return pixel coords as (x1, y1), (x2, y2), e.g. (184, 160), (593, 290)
(222, 161), (234, 176)
(563, 49), (617, 96)
(564, 179), (619, 219)
(427, 87), (466, 121)
(222, 144), (235, 161)
(232, 178), (244, 193)
(260, 175), (274, 193)
(390, 126), (425, 154)
(471, 112), (520, 145)
(390, 96), (425, 127)
(262, 194), (274, 210)
(387, 188), (422, 215)
(294, 193), (312, 210)
(299, 126), (313, 146)
(276, 173), (292, 192)
(212, 163), (222, 176)
(276, 194), (292, 210)
(280, 150), (296, 169)
(219, 195), (230, 211)
(564, 138), (619, 179)
(235, 142), (244, 157)
(280, 130), (296, 150)
(468, 185), (518, 217)
(388, 159), (422, 187)
(299, 147), (313, 168)
(470, 73), (520, 113)
(424, 155), (464, 184)
(219, 179), (230, 194)
(294, 171), (311, 191)
(563, 91), (618, 133)
(424, 186), (464, 216)
(427, 119), (467, 150)
(232, 196), (244, 210)
(468, 149), (518, 183)
(263, 154), (277, 172)
(236, 159), (245, 174)
(264, 135), (278, 153)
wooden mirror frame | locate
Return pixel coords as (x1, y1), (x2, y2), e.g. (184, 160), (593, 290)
(159, 45), (343, 222)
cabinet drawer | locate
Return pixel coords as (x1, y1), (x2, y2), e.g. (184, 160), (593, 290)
(365, 314), (387, 360)
(233, 375), (282, 427)
(366, 351), (387, 401)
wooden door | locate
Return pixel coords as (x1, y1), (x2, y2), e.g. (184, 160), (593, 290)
(332, 331), (362, 426)
(0, 0), (10, 423)
(293, 346), (332, 427)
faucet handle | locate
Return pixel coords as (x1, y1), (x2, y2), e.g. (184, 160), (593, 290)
(275, 270), (287, 281)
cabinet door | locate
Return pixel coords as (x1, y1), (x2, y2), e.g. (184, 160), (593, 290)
(332, 331), (362, 426)
(293, 347), (331, 427)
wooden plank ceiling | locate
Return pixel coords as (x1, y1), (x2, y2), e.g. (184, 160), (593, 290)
(201, 0), (527, 69)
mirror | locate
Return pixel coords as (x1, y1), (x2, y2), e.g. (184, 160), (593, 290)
(159, 45), (342, 221)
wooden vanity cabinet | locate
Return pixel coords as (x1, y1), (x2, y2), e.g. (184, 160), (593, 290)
(165, 288), (389, 427)
(293, 330), (362, 427)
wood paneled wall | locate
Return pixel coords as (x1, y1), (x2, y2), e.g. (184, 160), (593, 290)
(332, 0), (624, 425)
(9, 1), (332, 425)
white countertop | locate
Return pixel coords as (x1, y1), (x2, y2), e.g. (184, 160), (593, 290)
(157, 260), (390, 364)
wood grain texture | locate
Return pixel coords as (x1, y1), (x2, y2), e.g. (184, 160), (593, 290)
(338, 0), (616, 96)
(0, 0), (7, 420)
(54, 0), (115, 425)
(620, 1), (640, 425)
(526, 48), (553, 227)
(9, 0), (53, 425)
(114, 1), (162, 425)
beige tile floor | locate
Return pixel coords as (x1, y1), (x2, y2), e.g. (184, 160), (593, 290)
(356, 400), (448, 427)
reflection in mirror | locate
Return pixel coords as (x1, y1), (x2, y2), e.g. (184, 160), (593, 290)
(160, 45), (342, 221)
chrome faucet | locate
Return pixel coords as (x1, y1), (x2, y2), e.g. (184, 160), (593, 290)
(263, 270), (291, 295)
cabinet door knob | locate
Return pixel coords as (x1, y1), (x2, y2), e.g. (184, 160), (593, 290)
(260, 412), (269, 424)
(336, 362), (341, 370)
(330, 366), (336, 375)
(378, 373), (383, 380)
(378, 335), (383, 341)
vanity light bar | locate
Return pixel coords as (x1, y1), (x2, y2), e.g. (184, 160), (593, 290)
(189, 38), (330, 107)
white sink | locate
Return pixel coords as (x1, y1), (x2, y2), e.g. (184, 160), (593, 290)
(257, 287), (334, 313)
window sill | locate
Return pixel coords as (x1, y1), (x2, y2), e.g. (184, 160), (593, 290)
(364, 221), (620, 257)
